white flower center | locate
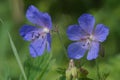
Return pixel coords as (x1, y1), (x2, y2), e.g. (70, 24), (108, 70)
(43, 27), (49, 33)
(89, 35), (95, 41)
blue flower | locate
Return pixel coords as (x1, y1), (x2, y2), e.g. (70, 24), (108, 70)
(67, 14), (109, 60)
(19, 5), (52, 57)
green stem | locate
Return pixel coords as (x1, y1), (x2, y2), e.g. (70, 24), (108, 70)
(56, 27), (68, 59)
(95, 60), (101, 80)
(0, 18), (4, 24)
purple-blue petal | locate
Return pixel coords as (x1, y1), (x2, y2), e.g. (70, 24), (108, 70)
(94, 24), (109, 42)
(19, 25), (38, 41)
(87, 41), (99, 60)
(78, 14), (95, 34)
(67, 42), (86, 59)
(29, 36), (47, 57)
(46, 33), (51, 52)
(26, 5), (52, 29)
(67, 25), (87, 41)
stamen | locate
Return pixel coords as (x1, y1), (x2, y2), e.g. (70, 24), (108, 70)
(32, 32), (34, 38)
(35, 35), (39, 39)
(41, 35), (44, 39)
(81, 39), (91, 49)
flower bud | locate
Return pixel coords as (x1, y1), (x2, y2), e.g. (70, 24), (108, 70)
(71, 66), (78, 78)
(66, 69), (72, 80)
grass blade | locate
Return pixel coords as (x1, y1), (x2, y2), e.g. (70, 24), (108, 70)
(8, 32), (27, 80)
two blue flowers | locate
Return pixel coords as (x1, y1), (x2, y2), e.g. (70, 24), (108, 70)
(19, 5), (109, 60)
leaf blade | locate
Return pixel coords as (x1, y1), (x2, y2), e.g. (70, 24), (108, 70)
(8, 32), (27, 80)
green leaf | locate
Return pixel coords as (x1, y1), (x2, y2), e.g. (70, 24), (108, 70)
(24, 52), (55, 80)
(56, 68), (66, 75)
(78, 78), (93, 80)
(8, 32), (27, 80)
(59, 76), (66, 80)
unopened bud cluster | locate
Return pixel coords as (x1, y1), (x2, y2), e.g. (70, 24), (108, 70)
(66, 59), (78, 80)
(66, 59), (88, 80)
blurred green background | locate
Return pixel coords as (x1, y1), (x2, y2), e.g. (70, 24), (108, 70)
(0, 0), (120, 80)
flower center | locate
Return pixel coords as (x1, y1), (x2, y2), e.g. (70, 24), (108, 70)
(43, 27), (49, 33)
(81, 34), (94, 49)
(31, 28), (49, 41)
(89, 35), (95, 41)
